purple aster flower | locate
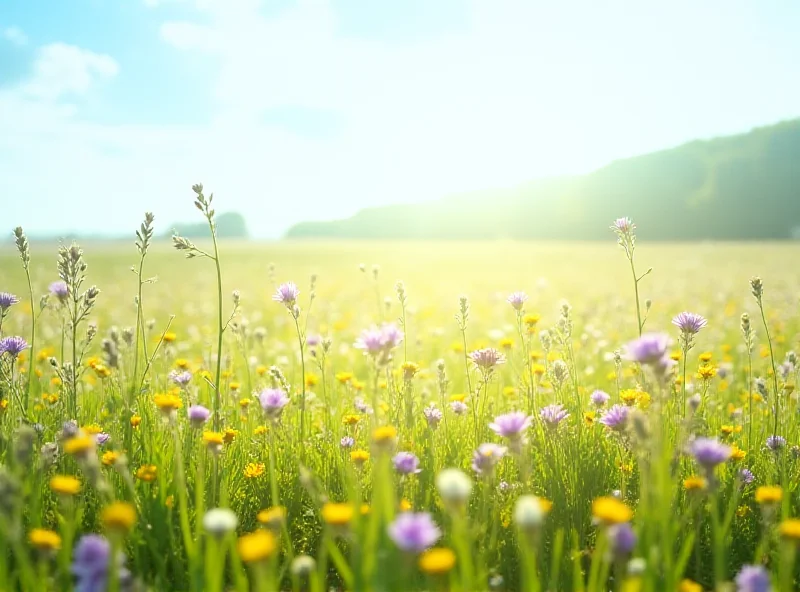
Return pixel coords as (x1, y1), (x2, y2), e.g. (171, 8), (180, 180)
(624, 333), (671, 365)
(60, 420), (80, 439)
(306, 334), (321, 347)
(0, 336), (28, 358)
(393, 452), (421, 475)
(590, 390), (610, 407)
(169, 370), (193, 386)
(611, 217), (635, 235)
(388, 512), (441, 553)
(469, 348), (506, 371)
(72, 534), (129, 592)
(381, 323), (404, 350)
(187, 405), (211, 427)
(0, 292), (20, 310)
(423, 405), (443, 429)
(340, 436), (355, 449)
(672, 312), (708, 335)
(738, 468), (755, 485)
(490, 411), (532, 439)
(734, 565), (771, 592)
(354, 323), (404, 357)
(354, 397), (372, 414)
(450, 401), (468, 415)
(471, 443), (507, 476)
(689, 437), (732, 469)
(766, 435), (786, 451)
(95, 433), (110, 446)
(507, 291), (529, 311)
(599, 405), (630, 432)
(258, 388), (290, 420)
(49, 280), (69, 303)
(539, 404), (569, 429)
(272, 282), (300, 305)
(608, 522), (637, 556)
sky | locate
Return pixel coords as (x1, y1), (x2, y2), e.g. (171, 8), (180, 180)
(1, 0), (799, 238)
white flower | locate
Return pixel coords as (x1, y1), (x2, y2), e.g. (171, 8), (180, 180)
(291, 555), (316, 577)
(513, 495), (546, 530)
(203, 508), (238, 536)
(627, 557), (647, 576)
(435, 468), (473, 507)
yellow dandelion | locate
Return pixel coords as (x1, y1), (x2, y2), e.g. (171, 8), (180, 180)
(419, 548), (456, 575)
(730, 445), (746, 461)
(372, 425), (397, 448)
(350, 449), (370, 466)
(223, 428), (239, 443)
(161, 331), (177, 343)
(254, 425), (268, 436)
(237, 530), (276, 563)
(64, 435), (94, 456)
(321, 502), (354, 527)
(136, 465), (158, 482)
(399, 499), (412, 512)
(50, 475), (81, 496)
(755, 486), (783, 505)
(679, 580), (703, 592)
(342, 414), (361, 426)
(257, 506), (286, 529)
(154, 393), (182, 414)
(779, 519), (800, 541)
(102, 451), (120, 466)
(305, 373), (319, 388)
(28, 529), (61, 552)
(102, 502), (137, 532)
(244, 462), (265, 479)
(592, 497), (633, 524)
(698, 352), (713, 363)
(130, 415), (142, 428)
(335, 371), (354, 384)
(683, 476), (706, 491)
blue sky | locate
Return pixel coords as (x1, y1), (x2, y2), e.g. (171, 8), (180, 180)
(1, 0), (799, 237)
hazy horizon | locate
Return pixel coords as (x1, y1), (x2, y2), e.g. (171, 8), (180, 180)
(2, 0), (800, 238)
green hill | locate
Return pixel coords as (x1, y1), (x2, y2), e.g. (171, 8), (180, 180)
(286, 119), (800, 240)
(170, 212), (248, 239)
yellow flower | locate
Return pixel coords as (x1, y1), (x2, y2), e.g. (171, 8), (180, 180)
(342, 414), (361, 426)
(51, 376), (63, 387)
(154, 393), (182, 414)
(102, 502), (137, 532)
(498, 337), (514, 350)
(720, 425), (734, 436)
(64, 435), (94, 456)
(203, 431), (224, 450)
(683, 476), (706, 491)
(584, 411), (596, 426)
(679, 580), (703, 592)
(230, 381), (241, 391)
(321, 502), (354, 527)
(37, 347), (55, 362)
(50, 475), (81, 496)
(162, 331), (177, 343)
(402, 362), (421, 380)
(223, 428), (239, 443)
(130, 415), (142, 428)
(697, 364), (717, 380)
(335, 371), (353, 384)
(28, 529), (61, 552)
(256, 365), (267, 376)
(592, 497), (633, 524)
(86, 356), (102, 369)
(136, 465), (158, 482)
(523, 314), (541, 328)
(175, 358), (190, 369)
(670, 350), (682, 361)
(619, 389), (640, 406)
(102, 451), (120, 466)
(244, 462), (265, 479)
(532, 363), (546, 376)
(83, 424), (103, 435)
(350, 449), (370, 466)
(372, 426), (397, 449)
(419, 548), (456, 575)
(503, 386), (517, 398)
(730, 445), (746, 461)
(779, 519), (800, 541)
(165, 495), (174, 509)
(257, 506), (286, 529)
(0, 399), (8, 412)
(698, 352), (713, 363)
(449, 393), (467, 402)
(254, 425), (268, 436)
(399, 499), (412, 512)
(305, 373), (319, 387)
(239, 398), (250, 408)
(237, 530), (276, 563)
(755, 486), (783, 505)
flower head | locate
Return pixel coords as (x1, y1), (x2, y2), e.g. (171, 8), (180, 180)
(423, 405), (443, 429)
(72, 534), (129, 592)
(611, 217), (635, 235)
(672, 312), (708, 335)
(624, 333), (671, 366)
(354, 323), (403, 359)
(608, 522), (637, 556)
(599, 405), (630, 432)
(755, 485), (782, 505)
(258, 388), (290, 420)
(514, 495), (551, 531)
(321, 502), (354, 527)
(49, 281), (69, 303)
(507, 291), (529, 311)
(0, 336), (28, 359)
(592, 496), (633, 525)
(689, 437), (732, 469)
(237, 530), (277, 563)
(739, 468), (755, 485)
(273, 282), (300, 305)
(450, 401), (468, 415)
(734, 564), (771, 592)
(203, 508), (238, 536)
(471, 443), (507, 476)
(388, 512), (441, 553)
(418, 548), (456, 575)
(393, 452), (422, 475)
(340, 436), (354, 448)
(188, 405), (211, 427)
(435, 468), (473, 508)
(766, 435), (786, 451)
(0, 292), (20, 310)
(101, 502), (137, 533)
(489, 411), (532, 439)
(29, 528), (61, 552)
(590, 390), (610, 407)
(469, 348), (506, 371)
(539, 404), (569, 429)
(169, 370), (193, 386)
(50, 475), (81, 496)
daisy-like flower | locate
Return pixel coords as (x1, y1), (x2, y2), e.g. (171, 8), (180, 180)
(590, 390), (610, 407)
(624, 333), (671, 365)
(393, 452), (422, 475)
(611, 217), (635, 235)
(388, 512), (441, 553)
(672, 312), (708, 335)
(469, 348), (506, 371)
(539, 404), (569, 429)
(272, 282), (300, 306)
(689, 437), (731, 470)
(489, 411), (532, 439)
(507, 291), (529, 311)
(599, 405), (630, 432)
(354, 323), (404, 358)
(169, 370), (193, 386)
(258, 388), (290, 420)
(423, 405), (443, 429)
(0, 292), (20, 311)
(471, 443), (507, 476)
(0, 336), (29, 359)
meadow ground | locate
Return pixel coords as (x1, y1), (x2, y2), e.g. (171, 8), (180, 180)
(1, 233), (800, 591)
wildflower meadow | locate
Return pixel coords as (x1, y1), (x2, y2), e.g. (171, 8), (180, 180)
(3, 186), (800, 591)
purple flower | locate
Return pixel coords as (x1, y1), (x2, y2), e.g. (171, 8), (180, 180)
(608, 523), (637, 556)
(450, 401), (468, 415)
(507, 291), (528, 311)
(0, 336), (28, 358)
(624, 333), (670, 365)
(354, 397), (372, 415)
(590, 390), (610, 407)
(273, 282), (300, 305)
(95, 433), (110, 446)
(599, 405), (630, 431)
(423, 405), (442, 429)
(539, 404), (569, 429)
(381, 323), (404, 350)
(354, 323), (404, 357)
(469, 348), (506, 371)
(766, 435), (786, 451)
(169, 370), (193, 386)
(72, 534), (129, 592)
(672, 312), (708, 335)
(0, 292), (20, 310)
(340, 436), (355, 449)
(490, 411), (532, 439)
(393, 452), (421, 475)
(611, 217), (635, 235)
(388, 512), (441, 553)
(188, 405), (211, 427)
(738, 468), (755, 485)
(49, 281), (69, 303)
(471, 443), (507, 476)
(306, 334), (321, 347)
(258, 388), (290, 420)
(689, 437), (731, 469)
(734, 565), (771, 592)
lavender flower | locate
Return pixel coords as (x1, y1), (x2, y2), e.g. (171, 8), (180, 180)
(388, 512), (441, 553)
(354, 397), (372, 414)
(599, 405), (630, 431)
(471, 443), (507, 476)
(766, 435), (786, 451)
(590, 390), (610, 407)
(0, 336), (28, 358)
(72, 534), (129, 592)
(393, 452), (421, 475)
(738, 468), (755, 485)
(188, 405), (211, 427)
(734, 565), (771, 592)
(95, 433), (110, 446)
(272, 282), (300, 306)
(624, 333), (670, 365)
(169, 370), (193, 386)
(0, 292), (20, 310)
(354, 323), (404, 359)
(609, 523), (637, 556)
(469, 347), (507, 371)
(672, 312), (708, 335)
(539, 404), (569, 429)
(507, 291), (528, 311)
(258, 388), (290, 420)
(689, 437), (732, 469)
(450, 401), (468, 415)
(611, 217), (635, 235)
(423, 405), (443, 429)
(489, 412), (532, 439)
(49, 281), (69, 304)
(340, 436), (355, 449)
(306, 334), (321, 347)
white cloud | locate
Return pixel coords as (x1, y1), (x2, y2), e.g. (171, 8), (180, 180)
(21, 43), (119, 101)
(2, 26), (28, 46)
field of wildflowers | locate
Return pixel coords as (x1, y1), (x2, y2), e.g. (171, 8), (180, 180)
(2, 186), (800, 591)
